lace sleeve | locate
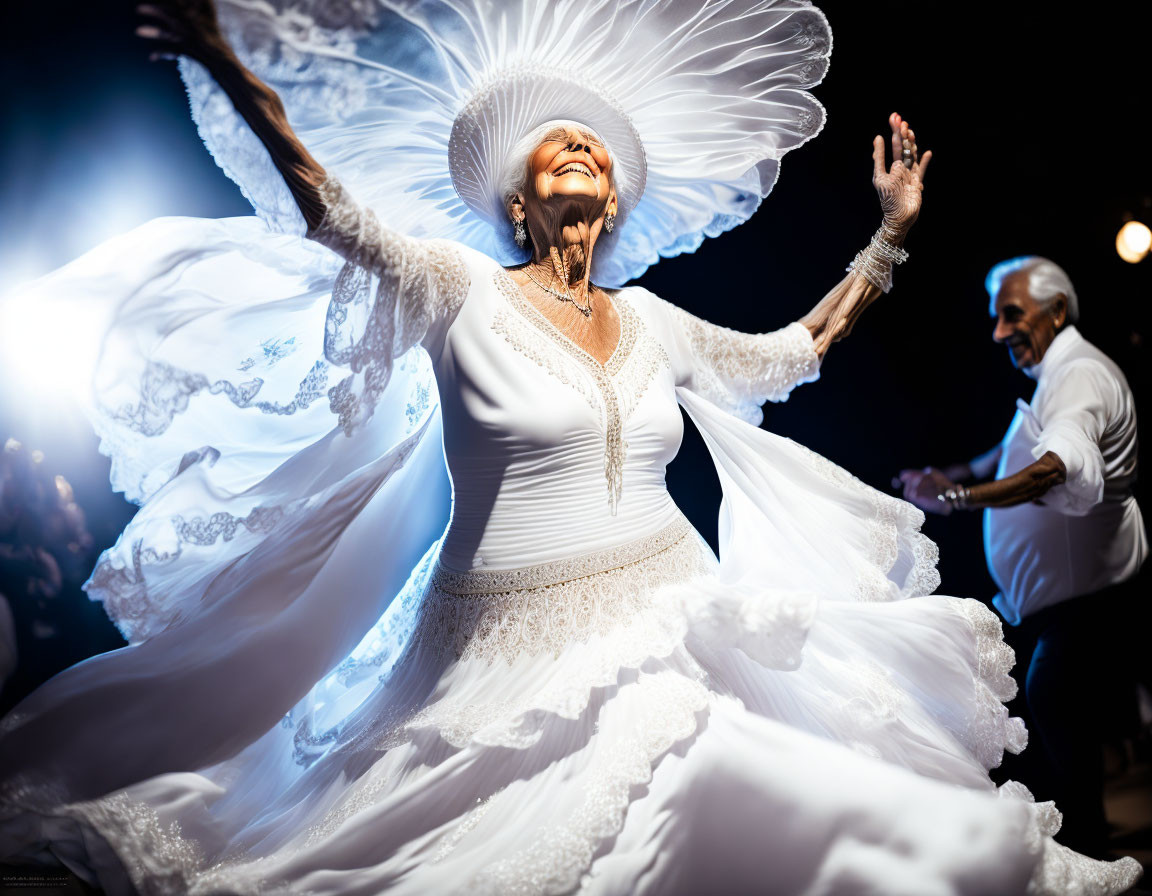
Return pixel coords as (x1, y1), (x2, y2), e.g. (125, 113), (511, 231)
(307, 177), (471, 434)
(654, 297), (821, 425)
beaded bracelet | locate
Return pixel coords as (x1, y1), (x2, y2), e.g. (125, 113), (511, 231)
(846, 225), (909, 293)
(936, 484), (971, 511)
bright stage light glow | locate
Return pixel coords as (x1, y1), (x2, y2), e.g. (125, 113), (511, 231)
(0, 287), (107, 407)
(0, 113), (213, 432)
(1116, 220), (1152, 264)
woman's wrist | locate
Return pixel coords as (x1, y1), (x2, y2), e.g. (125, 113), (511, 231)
(846, 224), (909, 294)
(200, 35), (245, 79)
(879, 220), (910, 247)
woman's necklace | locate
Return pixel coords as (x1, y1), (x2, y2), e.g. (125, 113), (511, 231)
(523, 252), (593, 318)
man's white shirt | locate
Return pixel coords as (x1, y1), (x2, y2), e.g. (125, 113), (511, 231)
(986, 325), (1147, 625)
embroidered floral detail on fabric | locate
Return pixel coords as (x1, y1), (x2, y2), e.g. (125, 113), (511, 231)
(662, 300), (821, 425)
(238, 336), (299, 372)
(399, 352), (436, 431)
(413, 516), (705, 664)
(310, 176), (469, 434)
(84, 539), (180, 644)
(84, 503), (287, 645)
(85, 418), (430, 647)
(172, 505), (284, 546)
(107, 359), (329, 438)
(494, 271), (661, 512)
(467, 671), (708, 896)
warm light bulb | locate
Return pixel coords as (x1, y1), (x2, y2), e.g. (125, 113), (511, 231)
(1116, 220), (1152, 264)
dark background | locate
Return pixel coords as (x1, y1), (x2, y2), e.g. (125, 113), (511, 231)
(0, 1), (1148, 716)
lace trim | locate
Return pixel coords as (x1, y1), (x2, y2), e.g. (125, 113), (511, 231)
(998, 781), (1145, 896)
(412, 517), (708, 665)
(616, 330), (669, 423)
(662, 300), (820, 422)
(951, 598), (1029, 770)
(84, 421), (429, 645)
(83, 500), (290, 645)
(0, 777), (206, 896)
(433, 516), (692, 594)
(297, 766), (396, 849)
(468, 670), (709, 895)
(493, 270), (661, 513)
(490, 305), (599, 412)
(310, 176), (469, 434)
(790, 440), (942, 602)
(433, 787), (505, 863)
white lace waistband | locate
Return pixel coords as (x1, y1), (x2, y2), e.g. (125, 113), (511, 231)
(432, 514), (695, 594)
(414, 515), (709, 662)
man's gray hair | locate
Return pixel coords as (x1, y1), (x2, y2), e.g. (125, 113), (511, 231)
(985, 256), (1079, 323)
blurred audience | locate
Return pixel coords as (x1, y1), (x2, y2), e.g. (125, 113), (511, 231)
(0, 438), (94, 697)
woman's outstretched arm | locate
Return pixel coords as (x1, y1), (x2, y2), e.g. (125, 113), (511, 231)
(800, 112), (932, 357)
(136, 0), (327, 231)
(137, 0), (472, 438)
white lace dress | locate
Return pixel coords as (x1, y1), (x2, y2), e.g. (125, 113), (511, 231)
(0, 181), (1142, 896)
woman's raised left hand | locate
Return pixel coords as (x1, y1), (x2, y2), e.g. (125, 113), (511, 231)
(872, 112), (931, 235)
(136, 0), (228, 66)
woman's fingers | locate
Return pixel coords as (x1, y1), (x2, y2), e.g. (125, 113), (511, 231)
(899, 120), (913, 169)
(136, 1), (185, 46)
(136, 23), (178, 43)
(137, 3), (175, 24)
(889, 112), (903, 164)
(872, 135), (887, 182)
(915, 149), (932, 186)
(137, 3), (185, 37)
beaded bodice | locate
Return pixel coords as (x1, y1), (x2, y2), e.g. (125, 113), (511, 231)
(433, 267), (686, 572)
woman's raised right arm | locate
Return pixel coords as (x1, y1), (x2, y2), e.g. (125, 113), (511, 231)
(138, 1), (472, 437)
(137, 0), (327, 231)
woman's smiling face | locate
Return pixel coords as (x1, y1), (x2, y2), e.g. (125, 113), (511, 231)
(527, 124), (613, 204)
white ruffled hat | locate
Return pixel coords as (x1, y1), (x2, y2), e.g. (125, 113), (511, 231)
(183, 0), (831, 286)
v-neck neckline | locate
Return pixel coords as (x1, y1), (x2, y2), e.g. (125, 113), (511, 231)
(496, 268), (634, 375)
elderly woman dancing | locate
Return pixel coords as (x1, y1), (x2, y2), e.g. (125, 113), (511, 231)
(0, 0), (1142, 893)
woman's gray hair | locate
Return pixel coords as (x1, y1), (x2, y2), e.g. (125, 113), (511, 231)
(985, 256), (1079, 323)
(498, 119), (617, 213)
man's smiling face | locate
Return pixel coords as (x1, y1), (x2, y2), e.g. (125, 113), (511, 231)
(991, 271), (1067, 370)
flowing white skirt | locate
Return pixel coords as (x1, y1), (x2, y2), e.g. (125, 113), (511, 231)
(0, 523), (1142, 895)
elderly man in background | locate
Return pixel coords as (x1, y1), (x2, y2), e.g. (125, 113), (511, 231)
(897, 256), (1147, 858)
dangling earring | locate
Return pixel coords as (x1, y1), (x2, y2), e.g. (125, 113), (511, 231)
(513, 218), (527, 248)
(604, 212), (615, 234)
